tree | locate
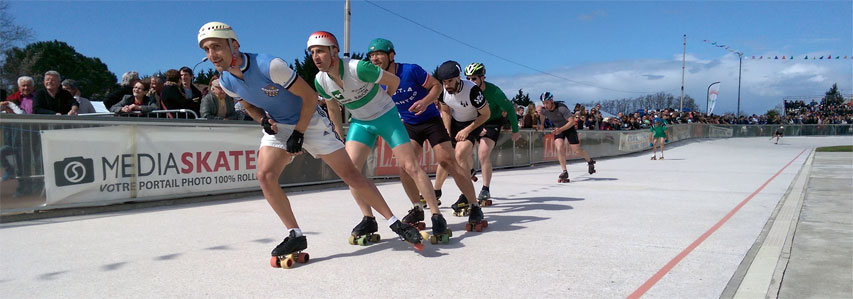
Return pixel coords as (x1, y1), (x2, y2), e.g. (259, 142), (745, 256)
(2, 40), (117, 98)
(824, 83), (843, 105)
(290, 51), (365, 91)
(511, 89), (531, 108)
(0, 0), (33, 89)
(194, 68), (217, 85)
(766, 109), (780, 124)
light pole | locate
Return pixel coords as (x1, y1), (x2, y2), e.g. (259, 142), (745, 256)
(707, 81), (720, 115)
(680, 34), (686, 112)
(736, 52), (742, 116)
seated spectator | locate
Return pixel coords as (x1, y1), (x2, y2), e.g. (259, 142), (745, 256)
(160, 69), (199, 118)
(200, 79), (237, 120)
(61, 79), (96, 114)
(179, 66), (202, 114)
(6, 76), (36, 114)
(104, 71), (139, 109)
(110, 81), (157, 114)
(33, 70), (78, 115)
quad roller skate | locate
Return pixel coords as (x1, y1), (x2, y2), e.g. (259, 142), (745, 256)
(477, 188), (492, 206)
(419, 214), (452, 245)
(418, 189), (442, 209)
(403, 206), (426, 230)
(558, 170), (570, 183)
(390, 220), (425, 251)
(465, 205), (488, 232)
(451, 195), (470, 217)
(587, 160), (596, 174)
(651, 155), (657, 160)
(349, 216), (381, 246)
(270, 230), (309, 269)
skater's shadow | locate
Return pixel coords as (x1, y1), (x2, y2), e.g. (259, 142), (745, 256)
(658, 158), (685, 161)
(568, 177), (618, 182)
(483, 196), (581, 215)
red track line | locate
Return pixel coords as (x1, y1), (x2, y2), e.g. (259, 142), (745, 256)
(627, 148), (809, 299)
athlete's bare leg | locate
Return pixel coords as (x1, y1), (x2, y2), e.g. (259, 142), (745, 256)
(477, 137), (497, 188)
(321, 144), (396, 219)
(257, 146), (299, 229)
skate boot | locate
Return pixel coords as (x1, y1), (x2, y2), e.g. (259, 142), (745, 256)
(659, 156), (664, 160)
(470, 168), (478, 182)
(270, 230), (309, 269)
(421, 214), (452, 244)
(451, 194), (470, 217)
(477, 188), (492, 206)
(402, 206), (426, 230)
(349, 216), (380, 246)
(418, 189), (442, 209)
(558, 170), (569, 183)
(587, 160), (596, 174)
(390, 220), (424, 250)
(465, 205), (488, 232)
(651, 155), (657, 160)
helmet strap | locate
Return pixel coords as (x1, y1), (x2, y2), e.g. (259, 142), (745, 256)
(228, 39), (239, 68)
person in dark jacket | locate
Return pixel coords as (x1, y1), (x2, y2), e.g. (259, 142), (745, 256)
(104, 71), (139, 109)
(33, 70), (78, 115)
(199, 79), (237, 120)
(159, 69), (198, 118)
(110, 81), (157, 114)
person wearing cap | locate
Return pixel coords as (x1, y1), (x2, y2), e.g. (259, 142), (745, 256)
(429, 60), (489, 227)
(772, 126), (784, 144)
(366, 38), (480, 238)
(539, 92), (597, 181)
(462, 62), (520, 201)
(309, 31), (438, 245)
(197, 22), (424, 257)
(649, 116), (669, 160)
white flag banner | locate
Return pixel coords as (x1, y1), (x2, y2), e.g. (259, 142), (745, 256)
(708, 82), (721, 115)
(42, 126), (262, 207)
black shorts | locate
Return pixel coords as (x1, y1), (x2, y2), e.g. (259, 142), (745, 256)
(556, 128), (580, 144)
(450, 119), (481, 147)
(774, 132), (783, 136)
(481, 120), (503, 142)
(404, 116), (451, 147)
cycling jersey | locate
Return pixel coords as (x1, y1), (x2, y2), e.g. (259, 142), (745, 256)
(482, 81), (519, 132)
(437, 80), (486, 122)
(219, 53), (302, 124)
(314, 58), (396, 121)
(391, 62), (440, 125)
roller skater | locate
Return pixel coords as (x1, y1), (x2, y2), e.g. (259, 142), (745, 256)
(558, 170), (570, 183)
(649, 117), (669, 160)
(270, 230), (309, 269)
(538, 92), (597, 181)
(772, 126), (784, 144)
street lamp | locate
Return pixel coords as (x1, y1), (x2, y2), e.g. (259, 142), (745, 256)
(736, 52), (743, 116)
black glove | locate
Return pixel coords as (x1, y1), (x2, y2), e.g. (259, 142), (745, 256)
(286, 130), (304, 153)
(261, 115), (276, 135)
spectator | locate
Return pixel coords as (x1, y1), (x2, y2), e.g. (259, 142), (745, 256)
(147, 75), (165, 108)
(178, 66), (202, 114)
(61, 79), (96, 114)
(199, 79), (237, 120)
(6, 76), (36, 114)
(110, 81), (157, 114)
(33, 70), (78, 115)
(521, 103), (538, 129)
(104, 71), (139, 109)
(160, 69), (198, 118)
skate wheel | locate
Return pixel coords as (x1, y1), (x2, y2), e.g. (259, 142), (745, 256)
(471, 176), (478, 182)
(481, 220), (488, 229)
(465, 223), (472, 232)
(429, 235), (438, 244)
(446, 229), (453, 238)
(348, 235), (356, 245)
(282, 257), (295, 269)
(475, 224), (482, 232)
(413, 243), (425, 251)
(357, 236), (368, 246)
(296, 252), (309, 263)
(417, 222), (426, 230)
(441, 234), (450, 244)
(420, 231), (430, 240)
(270, 256), (281, 268)
(370, 234), (381, 243)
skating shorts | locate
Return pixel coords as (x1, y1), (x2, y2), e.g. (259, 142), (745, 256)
(404, 116), (451, 147)
(449, 119), (481, 147)
(260, 106), (344, 157)
(555, 128), (580, 145)
(480, 119), (504, 142)
(347, 108), (411, 149)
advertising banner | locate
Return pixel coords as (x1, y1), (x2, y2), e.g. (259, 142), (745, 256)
(374, 138), (439, 176)
(42, 126), (261, 206)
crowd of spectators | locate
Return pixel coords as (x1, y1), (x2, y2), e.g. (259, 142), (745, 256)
(781, 99), (852, 125)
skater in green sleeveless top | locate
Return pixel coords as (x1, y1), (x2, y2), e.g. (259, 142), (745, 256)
(649, 117), (669, 160)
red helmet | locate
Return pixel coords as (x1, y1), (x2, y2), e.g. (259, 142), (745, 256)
(307, 31), (338, 49)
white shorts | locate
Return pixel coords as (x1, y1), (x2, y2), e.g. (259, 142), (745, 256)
(260, 107), (344, 157)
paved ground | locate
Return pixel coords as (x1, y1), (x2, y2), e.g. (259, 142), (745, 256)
(1, 136), (850, 298)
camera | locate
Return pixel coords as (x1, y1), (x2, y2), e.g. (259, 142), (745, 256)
(54, 156), (95, 186)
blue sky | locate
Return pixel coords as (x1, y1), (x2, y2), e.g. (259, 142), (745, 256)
(7, 0), (852, 115)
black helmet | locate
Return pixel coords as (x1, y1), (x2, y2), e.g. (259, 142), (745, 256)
(434, 60), (461, 81)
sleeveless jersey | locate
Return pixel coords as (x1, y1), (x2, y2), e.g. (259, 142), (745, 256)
(218, 53), (303, 125)
(391, 63), (440, 125)
(437, 80), (486, 122)
(314, 58), (396, 121)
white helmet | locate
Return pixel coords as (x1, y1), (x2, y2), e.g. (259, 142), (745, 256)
(307, 31), (339, 49)
(198, 21), (238, 47)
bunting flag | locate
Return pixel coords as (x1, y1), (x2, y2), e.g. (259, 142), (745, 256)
(703, 38), (851, 61)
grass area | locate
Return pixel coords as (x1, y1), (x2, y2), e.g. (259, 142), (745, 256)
(816, 145), (853, 152)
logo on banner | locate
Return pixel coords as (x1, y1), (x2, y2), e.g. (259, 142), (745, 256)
(54, 156), (95, 186)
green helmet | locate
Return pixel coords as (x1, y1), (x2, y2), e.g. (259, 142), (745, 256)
(464, 62), (485, 76)
(367, 38), (395, 55)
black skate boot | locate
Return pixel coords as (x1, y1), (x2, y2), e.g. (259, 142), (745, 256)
(477, 188), (492, 206)
(270, 230), (309, 269)
(418, 189), (442, 209)
(402, 206), (426, 230)
(466, 205), (488, 232)
(451, 194), (470, 217)
(424, 213), (451, 244)
(588, 160), (596, 174)
(390, 220), (424, 250)
(558, 170), (569, 183)
(349, 216), (380, 246)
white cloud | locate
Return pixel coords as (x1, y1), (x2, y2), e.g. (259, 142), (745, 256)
(491, 52), (852, 115)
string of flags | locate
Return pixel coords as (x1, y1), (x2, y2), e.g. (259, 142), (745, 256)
(702, 39), (851, 60)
